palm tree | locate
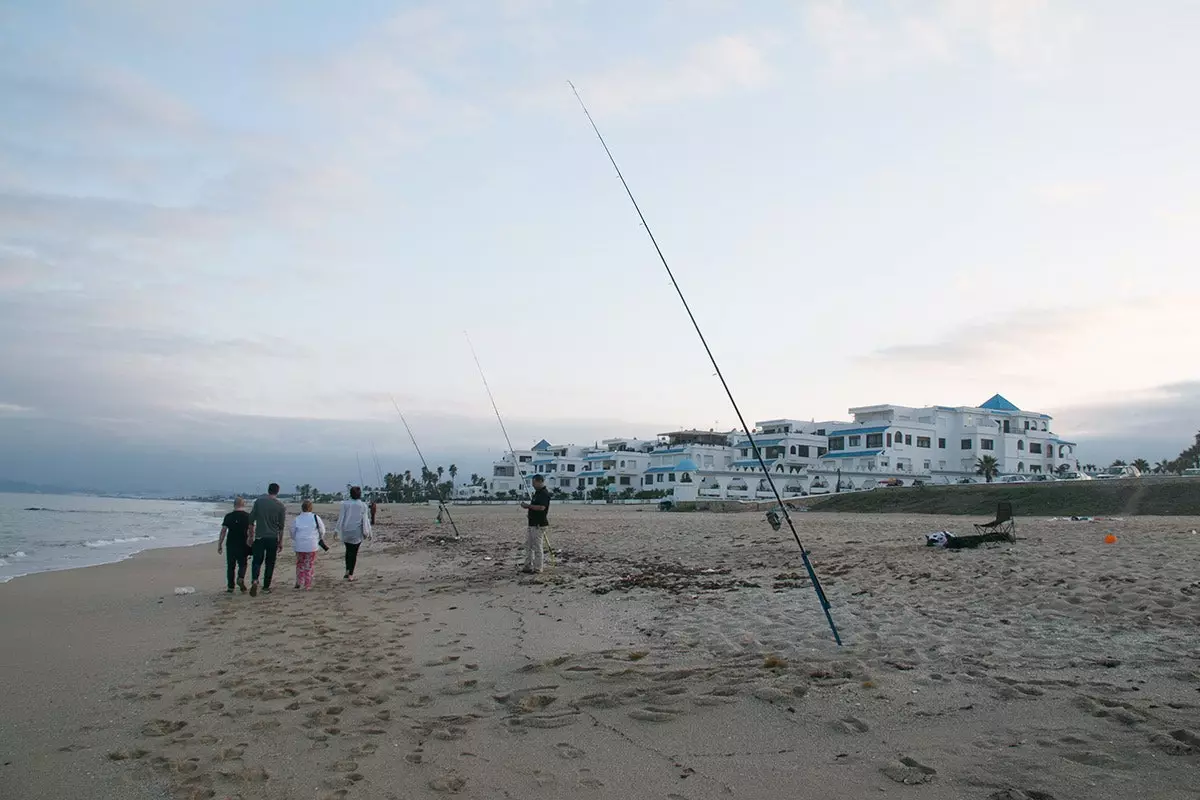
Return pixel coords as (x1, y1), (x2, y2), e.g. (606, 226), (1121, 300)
(1056, 464), (1071, 477)
(448, 464), (458, 484)
(1084, 463), (1097, 472)
(975, 455), (1000, 483)
(1111, 459), (1127, 467)
(1132, 458), (1150, 473)
(1154, 459), (1171, 475)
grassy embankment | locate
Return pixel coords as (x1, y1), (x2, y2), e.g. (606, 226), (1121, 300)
(804, 477), (1200, 516)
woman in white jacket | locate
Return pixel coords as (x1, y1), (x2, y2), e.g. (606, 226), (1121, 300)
(290, 500), (325, 590)
(335, 486), (372, 581)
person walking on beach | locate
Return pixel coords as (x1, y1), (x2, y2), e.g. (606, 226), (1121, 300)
(335, 486), (372, 581)
(369, 494), (378, 526)
(248, 482), (286, 597)
(520, 474), (551, 574)
(289, 500), (325, 590)
(217, 497), (251, 593)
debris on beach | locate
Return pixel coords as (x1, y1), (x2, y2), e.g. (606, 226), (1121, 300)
(590, 562), (759, 595)
(173, 586), (195, 595)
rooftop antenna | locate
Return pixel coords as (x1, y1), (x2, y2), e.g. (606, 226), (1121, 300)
(568, 81), (842, 645)
(388, 395), (460, 540)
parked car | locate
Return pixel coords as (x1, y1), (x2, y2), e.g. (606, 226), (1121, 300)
(1028, 474), (1058, 482)
(1058, 471), (1092, 481)
(997, 475), (1027, 484)
(877, 477), (905, 487)
(1096, 465), (1142, 480)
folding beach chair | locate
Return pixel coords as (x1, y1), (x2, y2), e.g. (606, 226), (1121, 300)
(973, 501), (1016, 541)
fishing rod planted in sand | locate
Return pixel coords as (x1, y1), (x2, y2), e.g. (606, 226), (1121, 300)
(567, 81), (842, 645)
(388, 395), (461, 540)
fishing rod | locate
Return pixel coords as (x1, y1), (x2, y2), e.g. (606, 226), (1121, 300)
(568, 81), (842, 645)
(464, 332), (528, 500)
(356, 452), (365, 488)
(464, 332), (555, 565)
(388, 395), (461, 540)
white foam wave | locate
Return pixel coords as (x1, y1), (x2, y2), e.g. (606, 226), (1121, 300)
(83, 536), (155, 548)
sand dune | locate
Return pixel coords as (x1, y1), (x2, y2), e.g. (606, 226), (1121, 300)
(4, 504), (1199, 799)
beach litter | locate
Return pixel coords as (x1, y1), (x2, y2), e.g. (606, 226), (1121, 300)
(173, 586), (196, 595)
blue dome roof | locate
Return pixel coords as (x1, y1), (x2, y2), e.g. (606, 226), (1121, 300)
(675, 458), (698, 472)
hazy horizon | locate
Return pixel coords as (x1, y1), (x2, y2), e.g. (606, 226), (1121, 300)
(2, 1), (1196, 494)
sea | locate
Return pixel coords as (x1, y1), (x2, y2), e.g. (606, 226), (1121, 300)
(0, 493), (223, 583)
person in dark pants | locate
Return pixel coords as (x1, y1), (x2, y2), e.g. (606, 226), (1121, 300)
(248, 482), (287, 596)
(335, 485), (372, 581)
(217, 497), (252, 593)
(520, 475), (551, 574)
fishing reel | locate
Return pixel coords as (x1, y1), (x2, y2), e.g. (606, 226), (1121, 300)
(765, 508), (782, 532)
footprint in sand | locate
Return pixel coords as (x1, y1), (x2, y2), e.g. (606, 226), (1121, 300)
(628, 706), (680, 723)
(577, 768), (604, 788)
(555, 742), (585, 759)
(838, 717), (870, 734)
(515, 711), (581, 729)
(140, 719), (187, 737)
(429, 773), (467, 792)
(882, 756), (937, 785)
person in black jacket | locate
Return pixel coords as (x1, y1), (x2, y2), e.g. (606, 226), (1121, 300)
(519, 475), (551, 574)
(217, 497), (251, 593)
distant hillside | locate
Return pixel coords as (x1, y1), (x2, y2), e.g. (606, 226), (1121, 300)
(806, 477), (1200, 516)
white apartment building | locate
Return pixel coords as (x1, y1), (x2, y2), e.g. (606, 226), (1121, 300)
(818, 394), (1077, 489)
(482, 394), (1080, 500)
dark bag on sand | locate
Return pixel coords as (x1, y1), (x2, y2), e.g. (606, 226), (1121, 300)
(314, 512), (330, 551)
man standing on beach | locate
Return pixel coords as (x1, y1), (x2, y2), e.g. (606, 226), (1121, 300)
(247, 483), (286, 596)
(519, 474), (551, 574)
(217, 497), (251, 593)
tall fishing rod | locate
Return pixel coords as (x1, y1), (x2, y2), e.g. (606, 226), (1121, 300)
(568, 81), (842, 645)
(356, 452), (365, 487)
(464, 332), (530, 502)
(464, 332), (556, 565)
(388, 395), (461, 540)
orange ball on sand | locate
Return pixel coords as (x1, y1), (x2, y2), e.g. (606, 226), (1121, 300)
(1104, 534), (1118, 544)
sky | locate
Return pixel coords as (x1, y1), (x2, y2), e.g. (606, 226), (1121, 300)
(1, 0), (1197, 494)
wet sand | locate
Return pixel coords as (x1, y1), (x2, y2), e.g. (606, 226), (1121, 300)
(2, 504), (1199, 799)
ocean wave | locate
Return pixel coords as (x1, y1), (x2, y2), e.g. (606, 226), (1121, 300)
(83, 536), (156, 548)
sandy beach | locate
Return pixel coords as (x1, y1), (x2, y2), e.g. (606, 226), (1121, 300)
(2, 503), (1199, 799)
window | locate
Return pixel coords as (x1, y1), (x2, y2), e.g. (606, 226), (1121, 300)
(866, 433), (883, 448)
(668, 473), (676, 482)
(1018, 462), (1025, 472)
(1018, 441), (1025, 451)
(797, 445), (810, 457)
(848, 435), (862, 447)
(1042, 422), (1048, 431)
(816, 429), (826, 436)
(817, 447), (827, 456)
(917, 437), (931, 448)
(905, 435), (913, 445)
(644, 476), (653, 486)
(924, 460), (931, 470)
(656, 474), (664, 483)
(1003, 420), (1011, 433)
(567, 464), (576, 472)
(741, 449), (749, 457)
(619, 476), (631, 486)
(587, 477), (595, 485)
(1024, 420), (1030, 430)
(938, 438), (946, 449)
(789, 445), (796, 455)
(886, 433), (893, 447)
(961, 439), (973, 450)
(828, 437), (845, 452)
(619, 460), (625, 468)
(1029, 443), (1043, 454)
(681, 473), (692, 483)
(981, 439), (995, 451)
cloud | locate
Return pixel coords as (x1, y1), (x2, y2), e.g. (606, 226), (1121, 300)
(803, 0), (1082, 78)
(1051, 382), (1200, 464)
(1034, 180), (1106, 204)
(534, 34), (775, 116)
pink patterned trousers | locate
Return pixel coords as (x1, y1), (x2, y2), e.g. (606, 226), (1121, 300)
(295, 551), (316, 589)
